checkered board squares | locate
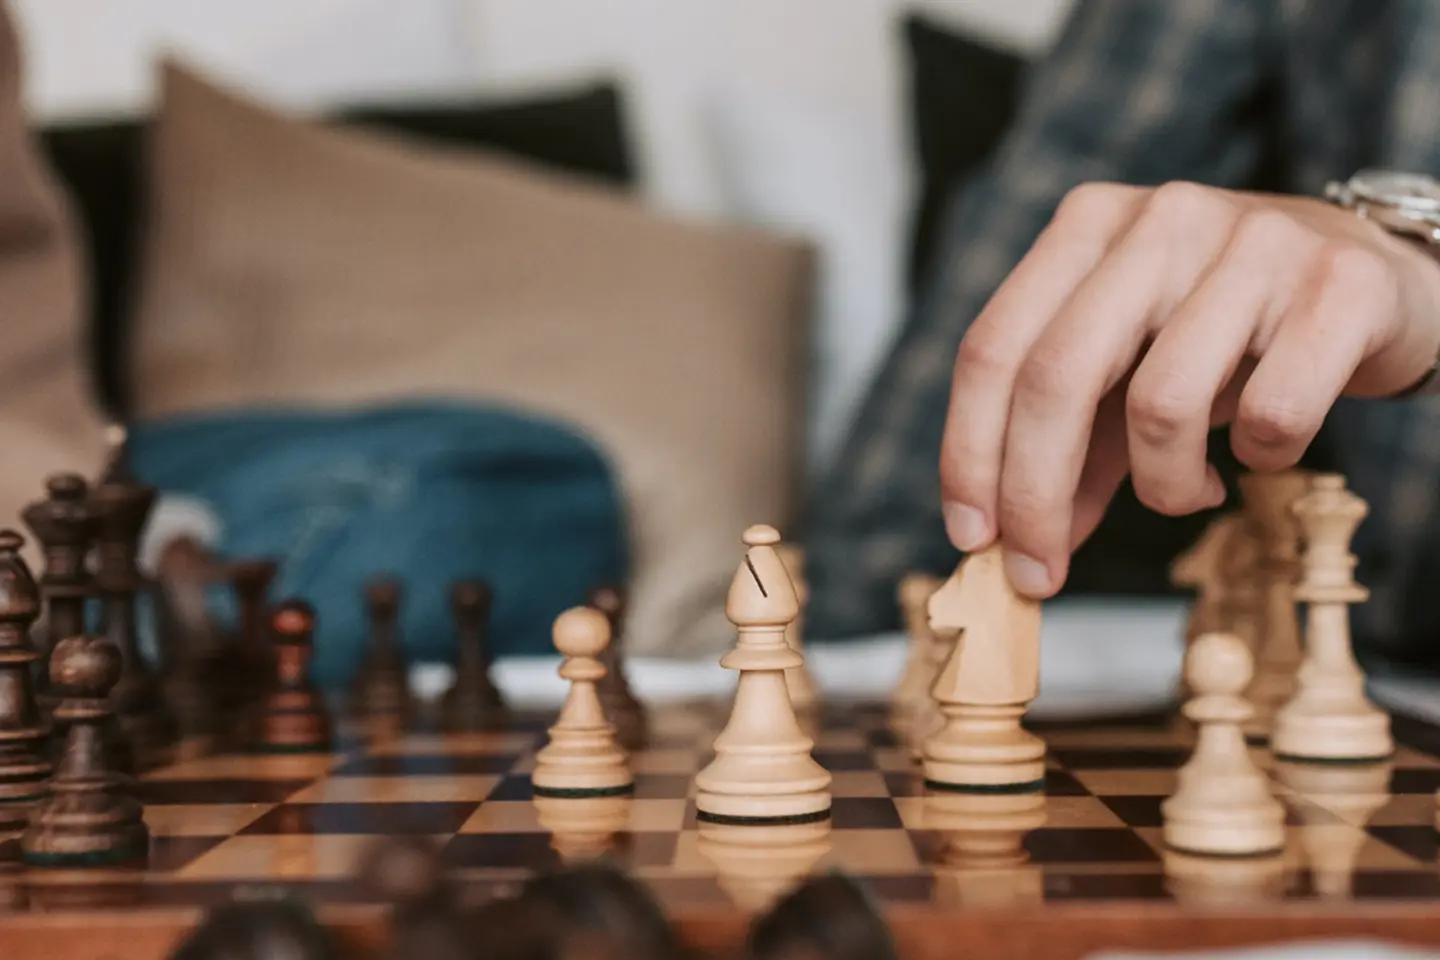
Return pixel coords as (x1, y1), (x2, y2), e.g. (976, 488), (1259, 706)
(8, 703), (1440, 914)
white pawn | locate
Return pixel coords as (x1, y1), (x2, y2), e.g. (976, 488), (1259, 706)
(891, 572), (943, 737)
(1163, 632), (1285, 858)
(531, 607), (633, 798)
(695, 525), (832, 824)
(1272, 475), (1392, 762)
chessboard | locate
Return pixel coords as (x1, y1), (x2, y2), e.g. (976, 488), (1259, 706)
(2, 700), (1438, 960)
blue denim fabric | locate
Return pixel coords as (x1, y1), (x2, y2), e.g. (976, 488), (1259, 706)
(129, 402), (629, 689)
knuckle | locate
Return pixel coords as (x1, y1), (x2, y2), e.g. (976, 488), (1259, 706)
(1013, 343), (1076, 408)
(1055, 182), (1130, 223)
(1315, 241), (1397, 305)
(954, 329), (1010, 382)
(1144, 181), (1232, 227)
(1232, 208), (1304, 253)
(1238, 393), (1314, 447)
(1125, 381), (1199, 448)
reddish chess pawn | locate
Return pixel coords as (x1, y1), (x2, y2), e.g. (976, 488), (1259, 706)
(253, 601), (332, 753)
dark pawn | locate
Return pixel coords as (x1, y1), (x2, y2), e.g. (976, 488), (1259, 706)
(21, 474), (100, 720)
(90, 431), (175, 766)
(0, 531), (51, 865)
(21, 635), (148, 869)
(349, 578), (412, 723)
(587, 585), (648, 750)
(746, 873), (897, 960)
(442, 580), (507, 731)
(253, 600), (332, 753)
(357, 836), (469, 960)
(228, 559), (278, 697)
(483, 862), (684, 960)
(169, 896), (340, 960)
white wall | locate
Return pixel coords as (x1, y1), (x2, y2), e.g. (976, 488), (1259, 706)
(11, 0), (1075, 470)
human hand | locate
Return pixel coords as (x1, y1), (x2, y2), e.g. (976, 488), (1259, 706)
(940, 181), (1440, 599)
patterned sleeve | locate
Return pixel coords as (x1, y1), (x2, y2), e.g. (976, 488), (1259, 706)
(804, 0), (1278, 638)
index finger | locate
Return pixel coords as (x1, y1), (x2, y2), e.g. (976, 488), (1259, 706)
(940, 182), (1143, 552)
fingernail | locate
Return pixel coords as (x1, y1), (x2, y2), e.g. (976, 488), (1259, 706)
(943, 502), (988, 551)
(1004, 550), (1053, 597)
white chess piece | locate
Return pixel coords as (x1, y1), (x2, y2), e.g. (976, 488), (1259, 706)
(1162, 632), (1285, 857)
(892, 572), (943, 740)
(922, 544), (1045, 791)
(531, 607), (633, 797)
(1271, 475), (1392, 762)
(695, 525), (832, 824)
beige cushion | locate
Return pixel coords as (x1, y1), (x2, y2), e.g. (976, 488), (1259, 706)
(0, 1), (104, 567)
(131, 62), (814, 658)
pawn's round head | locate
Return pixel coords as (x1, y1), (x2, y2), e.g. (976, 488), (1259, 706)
(587, 585), (624, 620)
(272, 600), (317, 640)
(0, 529), (22, 556)
(1187, 632), (1253, 696)
(50, 635), (123, 695)
(742, 524), (782, 548)
(552, 606), (611, 658)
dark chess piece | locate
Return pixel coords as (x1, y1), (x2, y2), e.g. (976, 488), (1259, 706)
(587, 585), (648, 750)
(21, 634), (148, 869)
(90, 432), (175, 767)
(357, 836), (469, 960)
(349, 578), (412, 723)
(746, 873), (897, 960)
(21, 473), (100, 722)
(486, 862), (684, 960)
(154, 575), (220, 760)
(0, 531), (51, 866)
(169, 895), (341, 960)
(442, 580), (507, 731)
(228, 559), (278, 692)
(253, 600), (332, 753)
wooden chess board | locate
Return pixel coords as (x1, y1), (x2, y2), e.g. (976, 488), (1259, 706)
(2, 701), (1439, 960)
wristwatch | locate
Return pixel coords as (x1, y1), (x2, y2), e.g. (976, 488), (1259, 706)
(1325, 169), (1440, 397)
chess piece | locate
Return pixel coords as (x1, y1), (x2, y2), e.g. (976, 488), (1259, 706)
(695, 820), (832, 914)
(891, 572), (942, 742)
(532, 606), (633, 797)
(0, 531), (51, 865)
(775, 543), (820, 712)
(90, 433), (175, 765)
(1170, 513), (1256, 684)
(21, 635), (148, 868)
(350, 578), (413, 723)
(588, 585), (649, 750)
(906, 625), (955, 763)
(442, 579), (507, 731)
(922, 544), (1045, 792)
(1272, 475), (1392, 762)
(695, 525), (831, 825)
(1162, 632), (1285, 858)
(922, 790), (1047, 909)
(21, 473), (100, 720)
(747, 872), (898, 960)
(1237, 470), (1310, 738)
(253, 601), (332, 753)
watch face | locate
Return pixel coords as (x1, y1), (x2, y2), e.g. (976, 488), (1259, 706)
(1350, 169), (1440, 214)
